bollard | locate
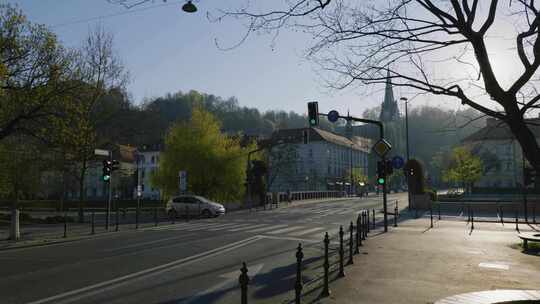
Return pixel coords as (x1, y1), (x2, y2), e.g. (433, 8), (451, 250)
(394, 204), (398, 227)
(348, 222), (354, 265)
(186, 206), (189, 222)
(295, 243), (304, 304)
(500, 206), (504, 225)
(372, 209), (375, 229)
(321, 233), (330, 297)
(91, 211), (95, 235)
(63, 212), (67, 238)
(430, 204), (433, 228)
(115, 205), (119, 232)
(154, 207), (158, 227)
(438, 203), (441, 220)
(515, 210), (519, 232)
(338, 226), (345, 277)
(239, 262), (249, 304)
(355, 214), (361, 252)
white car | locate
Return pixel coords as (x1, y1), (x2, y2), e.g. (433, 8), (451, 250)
(166, 195), (226, 218)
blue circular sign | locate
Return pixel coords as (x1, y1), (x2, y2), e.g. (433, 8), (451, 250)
(327, 110), (339, 123)
(392, 156), (405, 169)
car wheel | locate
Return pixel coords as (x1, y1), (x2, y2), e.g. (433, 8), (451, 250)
(168, 209), (177, 219)
(201, 209), (212, 218)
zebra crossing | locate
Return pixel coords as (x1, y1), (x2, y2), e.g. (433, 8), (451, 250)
(144, 220), (338, 240)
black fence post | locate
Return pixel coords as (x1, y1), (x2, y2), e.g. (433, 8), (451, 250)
(438, 203), (441, 220)
(91, 211), (95, 235)
(115, 205), (119, 232)
(430, 203), (433, 228)
(154, 207), (158, 227)
(366, 209), (370, 233)
(500, 206), (504, 225)
(394, 204), (398, 228)
(348, 222), (354, 265)
(321, 232), (330, 297)
(355, 215), (361, 253)
(372, 209), (375, 229)
(471, 208), (474, 230)
(239, 262), (249, 304)
(515, 209), (519, 232)
(295, 243), (304, 304)
(135, 206), (139, 229)
(63, 212), (68, 238)
(338, 226), (345, 277)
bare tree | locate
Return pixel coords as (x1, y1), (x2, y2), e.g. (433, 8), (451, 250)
(211, 0), (540, 176)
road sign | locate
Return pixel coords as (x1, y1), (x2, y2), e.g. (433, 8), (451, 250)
(94, 149), (110, 157)
(327, 110), (340, 123)
(392, 156), (405, 169)
(372, 139), (392, 157)
(179, 170), (187, 192)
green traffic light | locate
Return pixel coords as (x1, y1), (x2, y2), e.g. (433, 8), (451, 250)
(377, 177), (385, 185)
(103, 175), (110, 182)
(310, 119), (316, 125)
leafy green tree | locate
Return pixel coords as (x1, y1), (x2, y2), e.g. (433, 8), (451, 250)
(0, 5), (74, 140)
(151, 107), (249, 202)
(443, 147), (483, 194)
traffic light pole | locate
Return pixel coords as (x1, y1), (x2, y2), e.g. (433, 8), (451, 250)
(106, 152), (112, 231)
(320, 112), (388, 232)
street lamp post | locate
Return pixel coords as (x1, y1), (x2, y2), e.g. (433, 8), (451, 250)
(400, 97), (412, 214)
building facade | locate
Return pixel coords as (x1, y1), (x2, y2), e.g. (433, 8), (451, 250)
(462, 117), (540, 189)
(136, 144), (162, 200)
(267, 127), (370, 193)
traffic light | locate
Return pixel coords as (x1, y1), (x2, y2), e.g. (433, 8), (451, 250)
(377, 160), (386, 185)
(385, 160), (394, 176)
(307, 101), (319, 126)
(524, 167), (536, 186)
(112, 160), (120, 171)
(102, 160), (112, 182)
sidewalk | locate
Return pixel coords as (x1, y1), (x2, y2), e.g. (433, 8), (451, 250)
(322, 215), (540, 304)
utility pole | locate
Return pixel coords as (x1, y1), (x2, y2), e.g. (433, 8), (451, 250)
(401, 97), (412, 213)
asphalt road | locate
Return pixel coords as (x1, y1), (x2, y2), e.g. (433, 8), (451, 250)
(0, 193), (407, 304)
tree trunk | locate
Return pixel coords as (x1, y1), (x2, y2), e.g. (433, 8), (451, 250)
(77, 161), (87, 223)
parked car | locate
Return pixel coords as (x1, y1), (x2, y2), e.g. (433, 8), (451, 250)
(166, 195), (226, 218)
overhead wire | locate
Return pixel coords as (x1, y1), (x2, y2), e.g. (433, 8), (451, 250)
(51, 0), (183, 28)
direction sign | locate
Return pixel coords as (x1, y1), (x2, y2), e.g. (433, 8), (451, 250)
(179, 170), (187, 192)
(372, 139), (392, 157)
(94, 149), (110, 157)
(327, 110), (340, 123)
(391, 156), (405, 169)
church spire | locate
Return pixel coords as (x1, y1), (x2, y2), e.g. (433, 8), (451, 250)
(379, 69), (400, 122)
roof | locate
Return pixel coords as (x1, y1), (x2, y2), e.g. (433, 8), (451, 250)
(462, 118), (540, 142)
(270, 127), (371, 152)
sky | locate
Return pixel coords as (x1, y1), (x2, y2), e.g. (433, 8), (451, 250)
(7, 0), (534, 119)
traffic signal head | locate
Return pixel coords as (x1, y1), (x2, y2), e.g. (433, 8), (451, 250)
(524, 167), (536, 186)
(377, 177), (385, 185)
(102, 160), (112, 182)
(385, 160), (394, 176)
(376, 160), (386, 185)
(307, 102), (319, 126)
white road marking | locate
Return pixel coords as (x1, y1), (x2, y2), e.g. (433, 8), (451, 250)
(205, 223), (243, 231)
(257, 235), (320, 243)
(288, 227), (324, 237)
(249, 224), (288, 233)
(266, 226), (305, 235)
(478, 262), (509, 270)
(103, 235), (196, 252)
(226, 223), (265, 232)
(27, 236), (262, 304)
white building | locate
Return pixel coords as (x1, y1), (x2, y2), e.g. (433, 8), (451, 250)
(136, 144), (162, 200)
(462, 117), (540, 189)
(268, 127), (370, 192)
